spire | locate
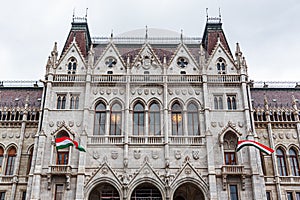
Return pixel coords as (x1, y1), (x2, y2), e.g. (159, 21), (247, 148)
(235, 43), (243, 68)
(145, 25), (148, 42)
(88, 44), (95, 68)
(180, 29), (183, 43)
(264, 94), (269, 110)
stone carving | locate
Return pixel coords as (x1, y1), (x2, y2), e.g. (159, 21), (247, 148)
(144, 89), (149, 95)
(100, 89), (105, 95)
(25, 132), (30, 138)
(93, 89), (98, 95)
(182, 89), (187, 95)
(174, 150), (181, 160)
(101, 166), (108, 175)
(286, 133), (291, 139)
(49, 121), (54, 127)
(131, 89), (135, 95)
(168, 89), (173, 95)
(238, 121), (244, 128)
(106, 89), (111, 95)
(152, 151), (159, 159)
(188, 89), (193, 95)
(111, 151), (118, 159)
(143, 167), (150, 176)
(93, 151), (100, 160)
(151, 89), (155, 95)
(185, 167), (192, 175)
(76, 121), (81, 127)
(192, 150), (199, 160)
(272, 133), (277, 139)
(293, 133), (297, 139)
(69, 121), (74, 127)
(2, 133), (6, 138)
(278, 132), (284, 139)
(134, 150), (141, 159)
(113, 89), (118, 95)
(15, 133), (20, 138)
(119, 89), (125, 95)
(8, 132), (14, 138)
(218, 122), (224, 127)
(195, 90), (200, 95)
(137, 89), (142, 95)
(157, 89), (163, 95)
(211, 122), (217, 127)
(175, 89), (180, 95)
(263, 133), (268, 139)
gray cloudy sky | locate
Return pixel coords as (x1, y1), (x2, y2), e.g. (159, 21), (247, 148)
(0, 0), (299, 81)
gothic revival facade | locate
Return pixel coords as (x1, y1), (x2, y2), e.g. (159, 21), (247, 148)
(0, 16), (300, 200)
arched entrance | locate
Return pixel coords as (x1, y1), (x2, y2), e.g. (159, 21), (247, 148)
(89, 183), (120, 200)
(173, 183), (205, 200)
(131, 183), (162, 200)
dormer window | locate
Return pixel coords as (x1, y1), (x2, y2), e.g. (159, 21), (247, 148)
(105, 57), (117, 68)
(177, 57), (188, 68)
(217, 58), (226, 74)
(67, 57), (77, 74)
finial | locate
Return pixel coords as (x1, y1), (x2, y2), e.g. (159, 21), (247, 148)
(110, 29), (114, 40)
(180, 29), (183, 42)
(206, 8), (208, 21)
(145, 25), (148, 40)
(73, 8), (75, 22)
(219, 7), (222, 22)
(85, 8), (88, 19)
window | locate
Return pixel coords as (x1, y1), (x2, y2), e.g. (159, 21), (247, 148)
(105, 57), (117, 68)
(277, 148), (287, 176)
(217, 58), (226, 74)
(177, 57), (188, 68)
(5, 147), (16, 175)
(70, 95), (79, 109)
(227, 95), (237, 110)
(55, 184), (64, 200)
(57, 152), (69, 165)
(149, 103), (161, 135)
(214, 96), (223, 109)
(229, 185), (239, 200)
(287, 192), (293, 200)
(67, 57), (77, 74)
(0, 147), (3, 174)
(110, 103), (122, 135)
(133, 103), (145, 135)
(289, 148), (300, 176)
(171, 102), (183, 136)
(27, 147), (33, 175)
(266, 191), (271, 200)
(0, 192), (5, 200)
(223, 132), (238, 165)
(187, 103), (199, 135)
(296, 192), (300, 200)
(57, 95), (66, 109)
(94, 102), (106, 135)
(22, 191), (26, 200)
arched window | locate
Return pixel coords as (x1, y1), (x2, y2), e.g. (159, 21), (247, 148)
(67, 57), (77, 74)
(277, 148), (287, 176)
(94, 102), (106, 135)
(227, 95), (237, 110)
(57, 95), (66, 109)
(110, 103), (122, 135)
(214, 96), (223, 110)
(0, 147), (3, 174)
(289, 148), (300, 176)
(5, 146), (17, 175)
(217, 58), (226, 74)
(133, 103), (145, 135)
(187, 103), (199, 135)
(223, 132), (238, 165)
(149, 102), (161, 135)
(171, 102), (183, 136)
(70, 95), (79, 109)
(56, 131), (70, 165)
(27, 147), (34, 175)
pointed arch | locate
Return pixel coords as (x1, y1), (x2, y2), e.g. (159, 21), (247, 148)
(171, 101), (184, 136)
(288, 147), (300, 176)
(94, 100), (107, 135)
(187, 102), (200, 136)
(276, 146), (287, 176)
(5, 146), (17, 175)
(110, 101), (123, 135)
(133, 101), (145, 135)
(148, 100), (161, 136)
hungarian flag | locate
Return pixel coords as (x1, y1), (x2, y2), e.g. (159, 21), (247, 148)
(55, 136), (86, 152)
(236, 140), (274, 155)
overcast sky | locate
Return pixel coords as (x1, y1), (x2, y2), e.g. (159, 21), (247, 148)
(0, 0), (299, 82)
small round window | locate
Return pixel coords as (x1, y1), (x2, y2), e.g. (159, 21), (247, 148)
(105, 57), (117, 68)
(177, 57), (188, 68)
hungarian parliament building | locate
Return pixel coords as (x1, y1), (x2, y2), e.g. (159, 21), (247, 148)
(0, 16), (300, 200)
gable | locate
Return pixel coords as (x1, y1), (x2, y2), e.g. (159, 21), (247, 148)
(206, 44), (237, 75)
(56, 42), (87, 75)
(131, 44), (163, 75)
(167, 44), (200, 75)
(93, 43), (126, 75)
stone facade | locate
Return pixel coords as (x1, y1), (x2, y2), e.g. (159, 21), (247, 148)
(0, 16), (300, 200)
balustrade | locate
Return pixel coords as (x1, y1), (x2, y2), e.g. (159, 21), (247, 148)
(207, 75), (240, 83)
(53, 74), (86, 82)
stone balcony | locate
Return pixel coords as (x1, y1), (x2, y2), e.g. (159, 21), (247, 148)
(221, 165), (245, 190)
(49, 165), (72, 175)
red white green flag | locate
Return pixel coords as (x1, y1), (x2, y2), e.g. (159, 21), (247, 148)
(236, 140), (274, 155)
(55, 137), (86, 152)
